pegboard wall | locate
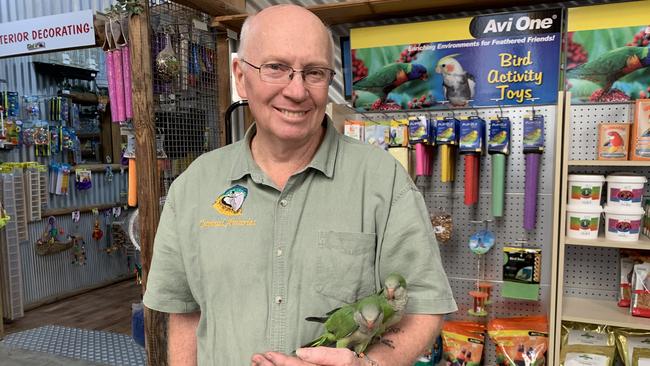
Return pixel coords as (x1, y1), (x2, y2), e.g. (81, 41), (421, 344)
(563, 102), (644, 301)
(349, 104), (557, 365)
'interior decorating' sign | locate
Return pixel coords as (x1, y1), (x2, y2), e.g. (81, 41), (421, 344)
(0, 10), (95, 58)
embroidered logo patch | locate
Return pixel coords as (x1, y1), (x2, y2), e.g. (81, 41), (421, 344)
(213, 185), (248, 216)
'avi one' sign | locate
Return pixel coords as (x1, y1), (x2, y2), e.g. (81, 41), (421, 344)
(0, 10), (95, 58)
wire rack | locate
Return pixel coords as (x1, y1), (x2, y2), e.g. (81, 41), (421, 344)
(150, 0), (220, 196)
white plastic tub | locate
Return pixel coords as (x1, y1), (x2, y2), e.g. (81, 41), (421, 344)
(566, 204), (603, 239)
(568, 174), (606, 205)
(604, 205), (645, 241)
(606, 174), (648, 207)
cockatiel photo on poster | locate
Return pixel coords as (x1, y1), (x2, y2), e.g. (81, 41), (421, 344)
(353, 62), (428, 106)
(435, 54), (476, 107)
(603, 130), (625, 153)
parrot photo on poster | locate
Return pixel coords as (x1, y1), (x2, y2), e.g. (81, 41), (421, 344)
(353, 63), (429, 105)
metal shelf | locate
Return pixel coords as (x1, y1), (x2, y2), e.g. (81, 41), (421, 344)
(563, 297), (650, 330)
(568, 160), (650, 166)
(564, 235), (650, 250)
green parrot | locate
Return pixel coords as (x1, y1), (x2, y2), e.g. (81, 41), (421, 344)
(353, 63), (429, 104)
(489, 130), (508, 145)
(304, 296), (384, 354)
(438, 127), (454, 141)
(376, 273), (408, 334)
(460, 130), (479, 145)
(566, 45), (650, 92)
(523, 128), (542, 146)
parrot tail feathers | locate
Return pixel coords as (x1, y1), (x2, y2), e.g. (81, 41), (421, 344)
(305, 316), (328, 323)
(303, 334), (335, 348)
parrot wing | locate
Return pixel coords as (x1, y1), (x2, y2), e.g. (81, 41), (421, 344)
(567, 46), (649, 88)
(303, 304), (358, 348)
(354, 63), (409, 89)
(353, 63), (410, 97)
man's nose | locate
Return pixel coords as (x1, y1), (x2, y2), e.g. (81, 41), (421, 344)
(282, 72), (309, 101)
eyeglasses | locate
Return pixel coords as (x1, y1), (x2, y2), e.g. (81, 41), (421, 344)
(240, 59), (335, 88)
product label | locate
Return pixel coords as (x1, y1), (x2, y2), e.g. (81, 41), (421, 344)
(610, 187), (643, 204)
(570, 216), (599, 233)
(607, 218), (641, 235)
(571, 185), (600, 201)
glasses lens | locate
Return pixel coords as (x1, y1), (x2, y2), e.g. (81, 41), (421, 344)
(303, 68), (332, 86)
(260, 63), (292, 83)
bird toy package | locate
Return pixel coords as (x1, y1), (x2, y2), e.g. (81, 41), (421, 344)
(436, 117), (458, 182)
(409, 116), (434, 176)
(459, 116), (485, 206)
(631, 99), (650, 161)
(598, 123), (631, 160)
(502, 246), (542, 300)
(489, 117), (511, 217)
(488, 315), (549, 366)
(523, 115), (545, 230)
(441, 321), (485, 366)
(560, 322), (616, 366)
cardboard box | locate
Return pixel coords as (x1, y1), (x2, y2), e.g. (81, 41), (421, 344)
(598, 123), (631, 160)
(631, 99), (650, 160)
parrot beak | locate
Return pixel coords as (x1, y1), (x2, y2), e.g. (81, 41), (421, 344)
(367, 320), (375, 330)
(420, 74), (428, 81)
(387, 288), (395, 300)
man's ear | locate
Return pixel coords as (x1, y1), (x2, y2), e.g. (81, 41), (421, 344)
(232, 58), (248, 99)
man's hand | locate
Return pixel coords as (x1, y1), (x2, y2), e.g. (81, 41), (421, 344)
(251, 347), (366, 366)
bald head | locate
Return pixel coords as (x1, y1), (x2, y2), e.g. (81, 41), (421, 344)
(238, 4), (333, 66)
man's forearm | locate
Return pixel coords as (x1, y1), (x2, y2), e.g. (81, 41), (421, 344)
(365, 314), (443, 366)
(168, 312), (201, 366)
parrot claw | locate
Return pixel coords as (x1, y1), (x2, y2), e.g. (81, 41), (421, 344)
(380, 338), (395, 349)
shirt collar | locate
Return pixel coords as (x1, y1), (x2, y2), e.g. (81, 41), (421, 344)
(229, 116), (339, 181)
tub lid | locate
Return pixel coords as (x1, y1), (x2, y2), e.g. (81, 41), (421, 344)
(566, 204), (603, 214)
(603, 205), (645, 215)
(568, 174), (606, 182)
(606, 173), (648, 184)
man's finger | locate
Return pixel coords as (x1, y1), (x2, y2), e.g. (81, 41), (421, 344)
(295, 347), (358, 365)
(262, 351), (320, 366)
(251, 353), (274, 366)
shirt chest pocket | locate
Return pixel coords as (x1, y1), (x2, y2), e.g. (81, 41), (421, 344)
(314, 231), (377, 304)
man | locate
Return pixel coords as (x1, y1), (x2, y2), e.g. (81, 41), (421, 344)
(143, 4), (456, 366)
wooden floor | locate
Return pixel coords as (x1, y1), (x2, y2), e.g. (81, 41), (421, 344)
(3, 279), (142, 336)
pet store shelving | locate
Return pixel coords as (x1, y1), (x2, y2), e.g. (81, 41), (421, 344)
(552, 96), (650, 365)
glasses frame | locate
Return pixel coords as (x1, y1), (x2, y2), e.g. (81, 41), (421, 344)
(240, 59), (335, 87)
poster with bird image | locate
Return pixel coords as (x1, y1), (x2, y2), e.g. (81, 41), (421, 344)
(565, 1), (650, 103)
(349, 10), (562, 111)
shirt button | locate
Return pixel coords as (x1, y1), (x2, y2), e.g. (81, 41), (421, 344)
(277, 248), (283, 256)
(279, 199), (288, 207)
(275, 296), (283, 304)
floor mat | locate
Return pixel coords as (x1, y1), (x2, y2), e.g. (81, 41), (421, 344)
(1, 325), (146, 366)
(0, 344), (104, 366)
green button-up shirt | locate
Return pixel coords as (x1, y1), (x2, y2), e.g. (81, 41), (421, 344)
(143, 118), (457, 365)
